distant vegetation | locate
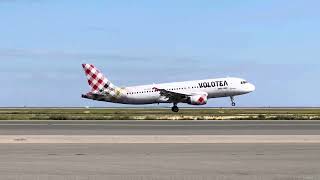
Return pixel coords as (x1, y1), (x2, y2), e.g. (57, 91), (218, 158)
(0, 108), (319, 120)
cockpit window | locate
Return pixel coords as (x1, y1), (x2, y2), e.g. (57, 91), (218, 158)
(241, 81), (248, 84)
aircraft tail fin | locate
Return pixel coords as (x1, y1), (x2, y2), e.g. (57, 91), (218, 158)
(82, 64), (117, 94)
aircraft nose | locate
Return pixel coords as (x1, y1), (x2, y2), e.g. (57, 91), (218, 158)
(247, 83), (255, 92)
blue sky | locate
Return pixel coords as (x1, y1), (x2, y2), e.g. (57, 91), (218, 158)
(0, 0), (319, 107)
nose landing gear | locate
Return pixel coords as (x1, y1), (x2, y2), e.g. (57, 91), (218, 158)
(230, 96), (236, 106)
(171, 103), (179, 112)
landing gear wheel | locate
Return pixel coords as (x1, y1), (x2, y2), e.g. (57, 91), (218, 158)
(171, 106), (179, 112)
(230, 96), (236, 107)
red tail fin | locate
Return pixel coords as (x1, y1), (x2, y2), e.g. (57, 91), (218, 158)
(82, 64), (108, 93)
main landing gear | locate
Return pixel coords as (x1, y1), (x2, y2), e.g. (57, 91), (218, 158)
(230, 96), (236, 106)
(171, 103), (179, 112)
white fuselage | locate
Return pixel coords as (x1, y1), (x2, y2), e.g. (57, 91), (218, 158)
(95, 77), (255, 105)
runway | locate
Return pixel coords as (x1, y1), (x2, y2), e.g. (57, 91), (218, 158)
(1, 120), (320, 179)
(0, 120), (320, 135)
(1, 143), (320, 180)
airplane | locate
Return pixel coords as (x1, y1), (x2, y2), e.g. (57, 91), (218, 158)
(81, 64), (255, 112)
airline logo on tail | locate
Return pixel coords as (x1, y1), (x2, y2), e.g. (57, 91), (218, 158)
(82, 64), (124, 98)
(82, 64), (108, 93)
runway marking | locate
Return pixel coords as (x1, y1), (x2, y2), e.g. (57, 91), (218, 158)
(1, 135), (320, 143)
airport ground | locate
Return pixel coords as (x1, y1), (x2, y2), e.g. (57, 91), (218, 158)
(1, 143), (320, 180)
(1, 109), (320, 180)
(0, 120), (320, 179)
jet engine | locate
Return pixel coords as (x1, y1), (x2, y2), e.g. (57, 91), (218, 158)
(187, 95), (208, 105)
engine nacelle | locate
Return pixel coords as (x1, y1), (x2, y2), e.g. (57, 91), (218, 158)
(187, 95), (208, 105)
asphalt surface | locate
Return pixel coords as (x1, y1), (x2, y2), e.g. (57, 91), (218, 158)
(1, 120), (320, 179)
(0, 120), (320, 135)
(1, 143), (320, 180)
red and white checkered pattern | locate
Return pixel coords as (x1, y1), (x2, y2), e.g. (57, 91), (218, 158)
(82, 64), (109, 93)
(198, 96), (205, 104)
(196, 95), (207, 105)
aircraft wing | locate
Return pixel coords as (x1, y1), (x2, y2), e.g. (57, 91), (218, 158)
(152, 87), (192, 103)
